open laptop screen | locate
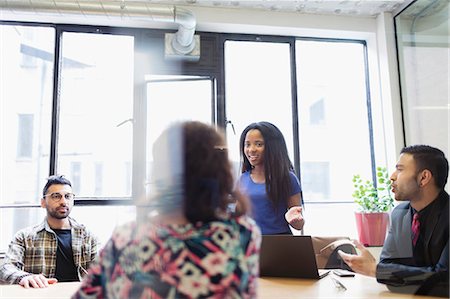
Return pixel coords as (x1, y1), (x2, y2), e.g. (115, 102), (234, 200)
(259, 235), (329, 279)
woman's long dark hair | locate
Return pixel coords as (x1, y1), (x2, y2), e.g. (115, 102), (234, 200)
(184, 121), (249, 223)
(239, 121), (294, 207)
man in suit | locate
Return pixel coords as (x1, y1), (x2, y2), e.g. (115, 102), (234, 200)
(339, 145), (449, 295)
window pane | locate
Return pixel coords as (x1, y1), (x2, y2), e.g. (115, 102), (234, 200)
(58, 32), (134, 198)
(395, 0), (449, 158)
(16, 114), (34, 158)
(69, 205), (136, 249)
(0, 25), (55, 206)
(145, 76), (213, 188)
(0, 208), (45, 253)
(296, 40), (372, 203)
(225, 41), (294, 177)
(302, 203), (358, 238)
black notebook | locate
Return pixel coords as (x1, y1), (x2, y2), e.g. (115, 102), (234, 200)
(259, 235), (330, 279)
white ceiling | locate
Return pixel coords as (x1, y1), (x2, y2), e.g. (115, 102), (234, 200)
(146, 0), (416, 17)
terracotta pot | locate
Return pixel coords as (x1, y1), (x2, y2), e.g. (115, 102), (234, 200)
(355, 212), (389, 246)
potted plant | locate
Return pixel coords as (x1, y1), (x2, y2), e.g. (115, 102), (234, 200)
(352, 166), (394, 246)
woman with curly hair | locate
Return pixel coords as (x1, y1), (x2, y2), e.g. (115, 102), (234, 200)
(73, 121), (261, 299)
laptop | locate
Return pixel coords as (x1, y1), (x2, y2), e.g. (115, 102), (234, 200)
(259, 235), (330, 279)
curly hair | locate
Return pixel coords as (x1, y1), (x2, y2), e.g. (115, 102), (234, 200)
(155, 121), (248, 223)
(183, 121), (248, 223)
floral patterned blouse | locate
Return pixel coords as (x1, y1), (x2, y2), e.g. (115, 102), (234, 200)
(72, 216), (261, 299)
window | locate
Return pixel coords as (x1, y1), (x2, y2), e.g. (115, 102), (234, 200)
(145, 75), (215, 190)
(1, 24), (55, 251)
(296, 40), (373, 202)
(296, 39), (373, 236)
(94, 162), (104, 196)
(1, 25), (222, 250)
(222, 38), (373, 237)
(0, 25), (54, 206)
(16, 114), (34, 158)
(224, 39), (295, 177)
(57, 32), (134, 198)
(70, 162), (81, 195)
(301, 162), (330, 199)
(1, 22), (378, 250)
(309, 98), (325, 125)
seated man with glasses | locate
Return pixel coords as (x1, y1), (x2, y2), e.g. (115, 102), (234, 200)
(0, 175), (98, 288)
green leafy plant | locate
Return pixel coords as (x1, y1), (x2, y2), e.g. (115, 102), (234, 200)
(352, 166), (394, 213)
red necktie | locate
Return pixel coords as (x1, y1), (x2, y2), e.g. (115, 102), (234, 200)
(411, 213), (420, 246)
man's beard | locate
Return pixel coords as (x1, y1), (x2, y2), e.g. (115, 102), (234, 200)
(394, 179), (420, 201)
(48, 208), (70, 219)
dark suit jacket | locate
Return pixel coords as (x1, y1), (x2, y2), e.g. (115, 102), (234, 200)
(376, 191), (449, 295)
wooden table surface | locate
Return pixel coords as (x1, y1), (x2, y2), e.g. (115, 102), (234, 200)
(0, 274), (436, 299)
(258, 274), (433, 299)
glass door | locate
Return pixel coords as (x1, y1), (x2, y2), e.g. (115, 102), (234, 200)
(145, 75), (215, 191)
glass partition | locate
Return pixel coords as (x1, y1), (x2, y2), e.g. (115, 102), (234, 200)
(395, 0), (449, 163)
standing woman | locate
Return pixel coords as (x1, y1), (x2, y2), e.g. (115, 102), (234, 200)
(239, 121), (304, 235)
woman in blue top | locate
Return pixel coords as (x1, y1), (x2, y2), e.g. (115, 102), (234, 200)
(238, 121), (305, 234)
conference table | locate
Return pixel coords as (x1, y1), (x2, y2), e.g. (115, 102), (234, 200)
(258, 274), (433, 299)
(0, 274), (436, 298)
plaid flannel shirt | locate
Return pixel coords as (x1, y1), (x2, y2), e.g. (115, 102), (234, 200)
(0, 217), (98, 284)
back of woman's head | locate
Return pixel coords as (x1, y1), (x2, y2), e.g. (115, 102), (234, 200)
(184, 121), (247, 223)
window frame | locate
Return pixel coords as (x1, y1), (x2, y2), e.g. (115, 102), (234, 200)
(218, 34), (302, 183)
(0, 21), (377, 206)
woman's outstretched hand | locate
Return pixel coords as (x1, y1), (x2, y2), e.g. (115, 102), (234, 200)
(285, 206), (304, 230)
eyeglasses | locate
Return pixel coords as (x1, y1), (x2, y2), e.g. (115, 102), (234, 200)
(44, 192), (75, 202)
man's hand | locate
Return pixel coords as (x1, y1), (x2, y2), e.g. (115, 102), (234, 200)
(338, 240), (377, 277)
(285, 206), (304, 230)
(19, 274), (58, 288)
